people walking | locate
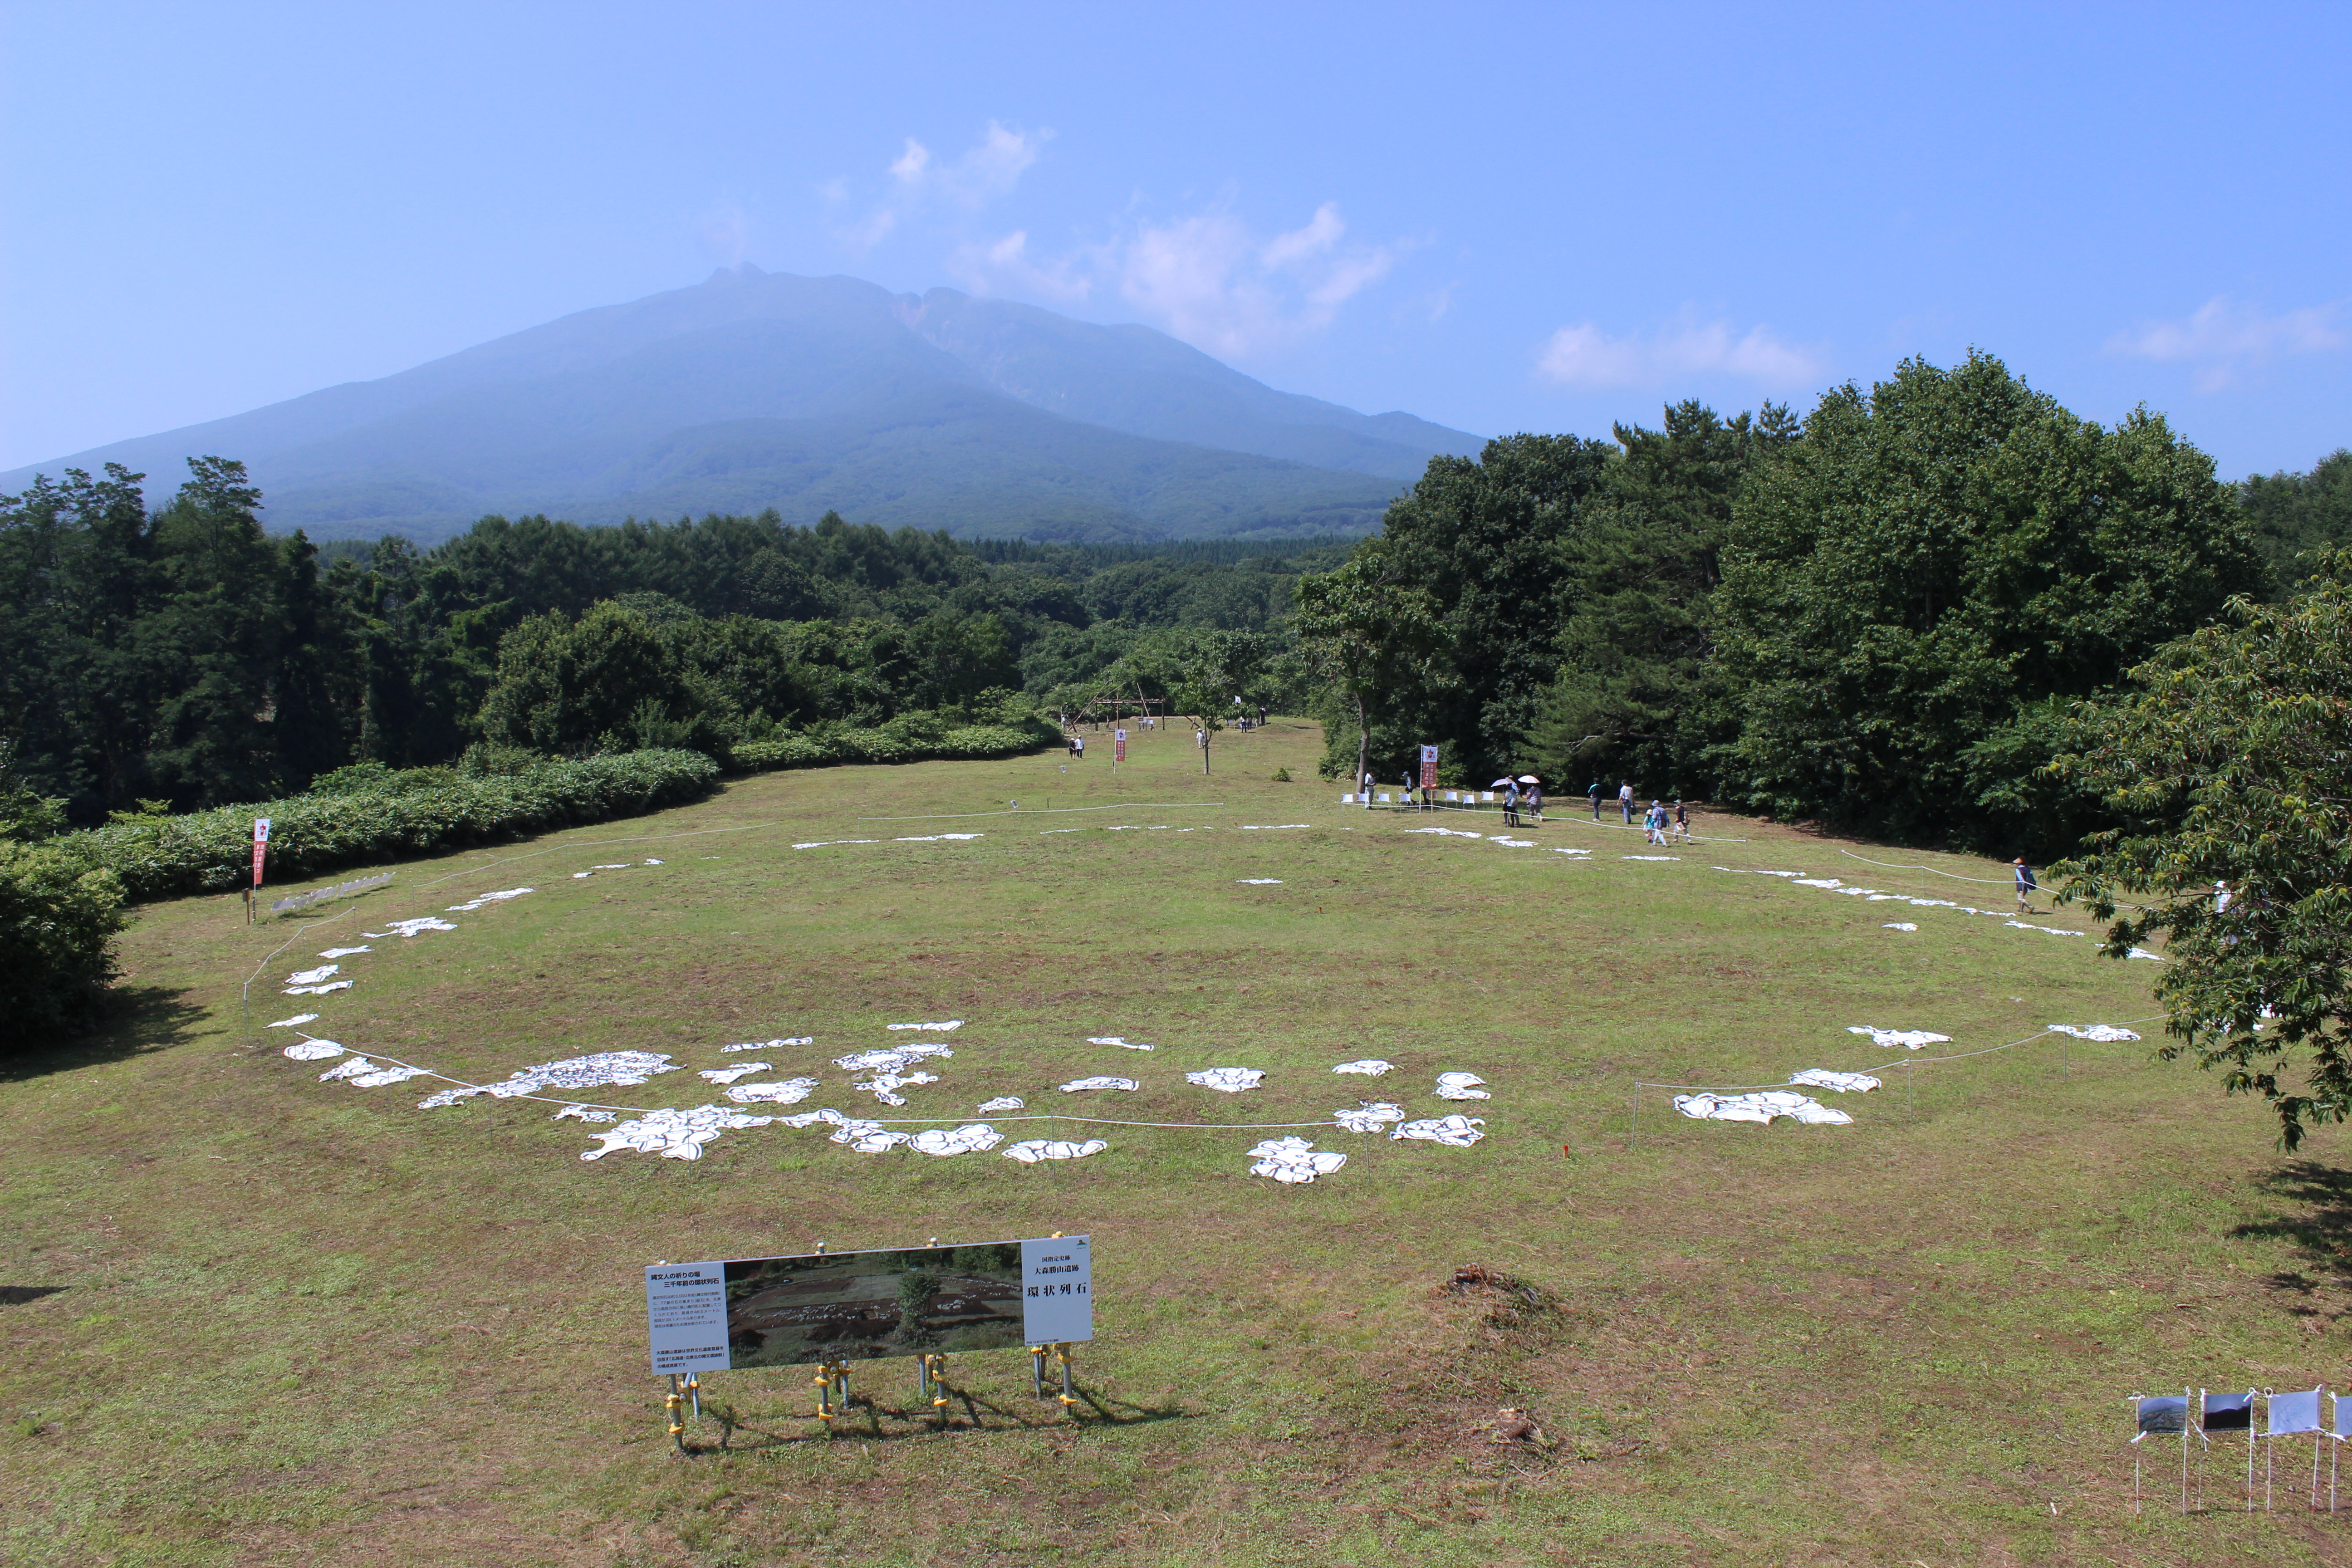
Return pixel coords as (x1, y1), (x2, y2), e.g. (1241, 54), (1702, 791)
(1619, 781), (1635, 823)
(1502, 780), (1521, 828)
(1360, 769), (1375, 808)
(1673, 799), (1689, 844)
(1074, 733), (1085, 761)
(1646, 800), (1669, 844)
(2014, 858), (2038, 913)
(1588, 779), (1602, 819)
(1526, 779), (1544, 824)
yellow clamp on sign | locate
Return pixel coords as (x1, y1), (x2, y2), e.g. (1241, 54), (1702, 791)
(665, 1388), (685, 1437)
(813, 1363), (837, 1420)
(1056, 1345), (1078, 1411)
(926, 1353), (950, 1410)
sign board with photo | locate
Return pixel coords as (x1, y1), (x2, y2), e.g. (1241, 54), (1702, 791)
(644, 1236), (1093, 1375)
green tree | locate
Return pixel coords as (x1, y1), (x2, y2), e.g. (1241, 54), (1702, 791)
(2056, 555), (2352, 1148)
(477, 602), (721, 755)
(2239, 449), (2352, 593)
(1293, 544), (1450, 787)
(1710, 352), (2265, 850)
(1330, 435), (1614, 779)
(1529, 399), (1796, 794)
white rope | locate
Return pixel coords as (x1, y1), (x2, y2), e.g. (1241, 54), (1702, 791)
(238, 818), (789, 1018)
(1835, 849), (2015, 886)
(857, 802), (1224, 823)
(1634, 1012), (2171, 1097)
(1373, 797), (1745, 843)
(284, 1046), (1352, 1130)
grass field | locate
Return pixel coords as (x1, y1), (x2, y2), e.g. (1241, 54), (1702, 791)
(7, 719), (2352, 1567)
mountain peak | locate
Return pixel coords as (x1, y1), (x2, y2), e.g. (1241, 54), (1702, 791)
(2, 270), (1481, 544)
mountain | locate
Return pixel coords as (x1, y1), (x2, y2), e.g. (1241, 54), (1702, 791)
(2, 266), (1484, 544)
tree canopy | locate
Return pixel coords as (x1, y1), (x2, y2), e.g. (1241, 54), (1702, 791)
(2058, 555), (2352, 1148)
(1709, 351), (2265, 849)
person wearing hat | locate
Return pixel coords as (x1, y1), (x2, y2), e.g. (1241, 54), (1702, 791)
(2014, 858), (2038, 913)
(1588, 779), (1602, 820)
(1502, 778), (1521, 828)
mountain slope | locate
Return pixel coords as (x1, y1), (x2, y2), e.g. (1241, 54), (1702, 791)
(3, 266), (1481, 543)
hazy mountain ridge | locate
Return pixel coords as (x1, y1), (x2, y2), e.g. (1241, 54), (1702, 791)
(4, 267), (1481, 543)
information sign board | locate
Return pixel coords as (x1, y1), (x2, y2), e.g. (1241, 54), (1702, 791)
(252, 817), (271, 889)
(644, 1236), (1092, 1375)
(1114, 728), (1127, 763)
(1418, 745), (1438, 790)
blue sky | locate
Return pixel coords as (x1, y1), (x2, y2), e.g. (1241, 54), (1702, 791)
(3, 1), (2346, 480)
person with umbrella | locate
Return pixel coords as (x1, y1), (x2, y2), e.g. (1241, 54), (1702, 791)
(1499, 776), (1520, 828)
(1521, 775), (1544, 824)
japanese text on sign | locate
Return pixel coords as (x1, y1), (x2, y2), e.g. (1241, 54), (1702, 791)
(1019, 1235), (1093, 1343)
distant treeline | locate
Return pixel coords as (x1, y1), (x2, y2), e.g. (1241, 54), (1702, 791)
(0, 462), (1335, 826)
(2, 348), (2346, 860)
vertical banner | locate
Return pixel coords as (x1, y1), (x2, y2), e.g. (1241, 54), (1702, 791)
(1114, 727), (1127, 763)
(1418, 745), (1439, 791)
(251, 817), (271, 890)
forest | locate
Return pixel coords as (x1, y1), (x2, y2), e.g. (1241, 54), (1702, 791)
(1, 348), (2347, 852)
(0, 459), (1339, 829)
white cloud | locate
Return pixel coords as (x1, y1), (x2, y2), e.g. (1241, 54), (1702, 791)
(1536, 315), (1826, 390)
(2105, 295), (2347, 391)
(835, 121), (1049, 253)
(946, 230), (1093, 304)
(955, 200), (1393, 358)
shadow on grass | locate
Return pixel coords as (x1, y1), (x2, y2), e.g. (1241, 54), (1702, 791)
(2231, 1161), (2352, 1306)
(685, 1384), (1194, 1455)
(0, 1285), (69, 1305)
(0, 985), (208, 1084)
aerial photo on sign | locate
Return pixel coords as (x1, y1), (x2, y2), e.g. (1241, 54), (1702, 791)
(723, 1242), (1031, 1367)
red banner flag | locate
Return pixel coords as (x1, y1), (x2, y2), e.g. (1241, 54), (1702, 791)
(1418, 745), (1439, 790)
(252, 817), (270, 890)
(1114, 727), (1127, 763)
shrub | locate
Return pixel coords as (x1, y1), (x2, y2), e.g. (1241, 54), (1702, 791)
(0, 841), (127, 1044)
(51, 749), (720, 903)
(730, 719), (1058, 775)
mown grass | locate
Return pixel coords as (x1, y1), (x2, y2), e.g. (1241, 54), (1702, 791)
(5, 720), (2350, 1566)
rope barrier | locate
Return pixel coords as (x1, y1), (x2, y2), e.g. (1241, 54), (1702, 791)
(1632, 1012), (2172, 1101)
(1363, 797), (1747, 843)
(276, 1044), (1366, 1130)
(856, 802), (1225, 823)
(1834, 849), (2014, 886)
(237, 818), (794, 1029)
